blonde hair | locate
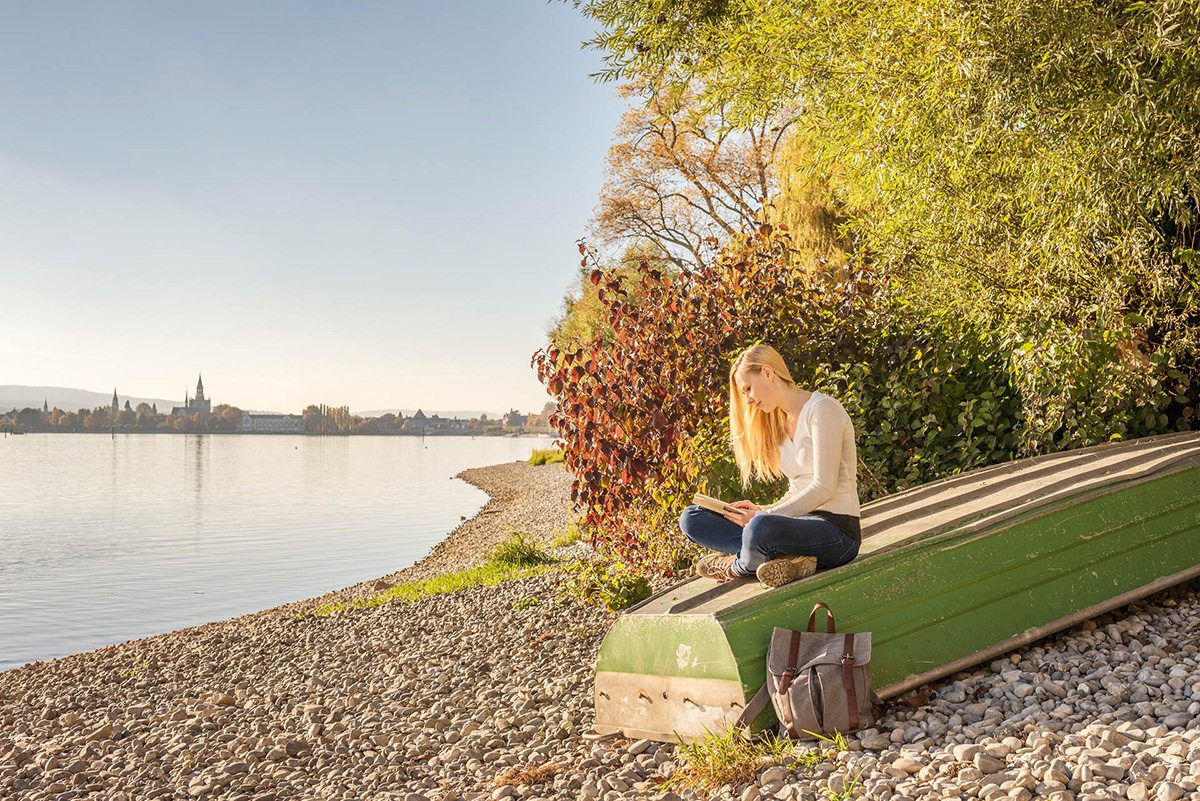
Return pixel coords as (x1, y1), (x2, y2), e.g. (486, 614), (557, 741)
(729, 344), (796, 486)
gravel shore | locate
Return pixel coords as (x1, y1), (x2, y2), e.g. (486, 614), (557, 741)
(2, 460), (1198, 801)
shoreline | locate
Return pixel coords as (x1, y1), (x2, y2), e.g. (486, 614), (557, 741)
(289, 459), (577, 615)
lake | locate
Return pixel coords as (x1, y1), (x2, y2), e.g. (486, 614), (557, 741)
(0, 432), (557, 672)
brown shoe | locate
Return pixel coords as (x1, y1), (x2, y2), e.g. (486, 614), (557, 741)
(693, 553), (741, 582)
(756, 555), (818, 588)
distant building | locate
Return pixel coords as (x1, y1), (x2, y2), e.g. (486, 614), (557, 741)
(503, 409), (527, 427)
(240, 413), (304, 434)
(172, 374), (212, 416)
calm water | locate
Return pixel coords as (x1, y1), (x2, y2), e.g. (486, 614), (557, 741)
(0, 432), (556, 672)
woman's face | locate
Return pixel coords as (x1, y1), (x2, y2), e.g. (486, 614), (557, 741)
(735, 366), (779, 413)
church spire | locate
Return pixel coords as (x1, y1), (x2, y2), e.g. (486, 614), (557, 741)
(196, 373), (204, 399)
(112, 388), (119, 411)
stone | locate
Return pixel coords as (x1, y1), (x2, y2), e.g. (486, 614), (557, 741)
(627, 739), (652, 755)
(954, 745), (983, 762)
(975, 754), (1006, 774)
(860, 733), (891, 750)
(1156, 783), (1184, 801)
(85, 721), (114, 742)
(1089, 763), (1124, 781)
(759, 767), (788, 785)
(1044, 768), (1070, 785)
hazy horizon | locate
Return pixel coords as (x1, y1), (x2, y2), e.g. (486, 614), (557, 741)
(0, 383), (544, 420)
(0, 2), (625, 413)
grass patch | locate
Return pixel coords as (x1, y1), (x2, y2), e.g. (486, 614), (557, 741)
(549, 520), (583, 548)
(660, 727), (846, 796)
(306, 533), (558, 616)
(528, 447), (564, 466)
(490, 531), (554, 568)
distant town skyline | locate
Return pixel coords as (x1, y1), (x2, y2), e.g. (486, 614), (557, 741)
(0, 2), (625, 413)
(0, 381), (534, 420)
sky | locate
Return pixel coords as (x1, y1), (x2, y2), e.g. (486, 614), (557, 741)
(0, 1), (626, 414)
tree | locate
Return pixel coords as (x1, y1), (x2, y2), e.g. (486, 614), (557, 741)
(568, 0), (1199, 316)
(589, 78), (797, 268)
(566, 0), (1200, 444)
(15, 408), (44, 432)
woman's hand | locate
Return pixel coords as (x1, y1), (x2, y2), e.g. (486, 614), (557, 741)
(722, 501), (762, 527)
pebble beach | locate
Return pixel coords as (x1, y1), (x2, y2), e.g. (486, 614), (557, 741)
(2, 460), (1199, 801)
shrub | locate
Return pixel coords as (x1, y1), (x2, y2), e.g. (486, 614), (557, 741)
(564, 561), (653, 612)
(489, 532), (554, 568)
(528, 448), (565, 466)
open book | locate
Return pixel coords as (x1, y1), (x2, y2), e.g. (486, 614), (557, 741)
(692, 492), (746, 515)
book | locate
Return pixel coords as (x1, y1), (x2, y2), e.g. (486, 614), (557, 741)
(692, 492), (746, 515)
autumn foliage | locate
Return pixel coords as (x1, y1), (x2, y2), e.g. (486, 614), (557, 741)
(534, 224), (893, 568)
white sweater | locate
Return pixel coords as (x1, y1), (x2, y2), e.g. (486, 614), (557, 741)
(758, 391), (861, 518)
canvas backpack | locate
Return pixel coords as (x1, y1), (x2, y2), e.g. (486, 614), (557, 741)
(735, 603), (918, 740)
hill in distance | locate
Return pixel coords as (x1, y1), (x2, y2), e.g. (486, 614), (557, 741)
(0, 386), (180, 414)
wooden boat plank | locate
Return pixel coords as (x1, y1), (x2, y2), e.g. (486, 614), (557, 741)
(861, 437), (1200, 542)
(861, 432), (1199, 518)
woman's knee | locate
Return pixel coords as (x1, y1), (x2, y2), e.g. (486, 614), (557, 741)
(742, 514), (780, 550)
(678, 504), (704, 543)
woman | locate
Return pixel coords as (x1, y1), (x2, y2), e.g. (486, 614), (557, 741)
(679, 343), (861, 587)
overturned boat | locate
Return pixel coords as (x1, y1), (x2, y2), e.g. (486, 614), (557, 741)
(593, 431), (1200, 742)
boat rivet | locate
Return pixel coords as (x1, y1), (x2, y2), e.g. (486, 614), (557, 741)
(662, 691), (668, 699)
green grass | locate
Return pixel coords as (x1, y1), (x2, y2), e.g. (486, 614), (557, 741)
(528, 448), (564, 466)
(549, 520), (583, 548)
(305, 533), (558, 616)
(659, 727), (847, 796)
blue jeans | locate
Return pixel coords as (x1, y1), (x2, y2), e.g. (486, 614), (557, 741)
(679, 505), (860, 577)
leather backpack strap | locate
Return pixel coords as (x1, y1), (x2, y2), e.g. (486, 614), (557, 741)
(841, 633), (859, 732)
(873, 687), (933, 723)
(777, 630), (802, 738)
(807, 603), (836, 633)
(733, 681), (772, 732)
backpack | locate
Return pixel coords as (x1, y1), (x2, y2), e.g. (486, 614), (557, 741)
(735, 603), (916, 740)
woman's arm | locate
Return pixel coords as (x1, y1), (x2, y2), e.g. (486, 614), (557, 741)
(758, 401), (844, 518)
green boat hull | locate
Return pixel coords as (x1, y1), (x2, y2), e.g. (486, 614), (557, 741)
(593, 432), (1200, 742)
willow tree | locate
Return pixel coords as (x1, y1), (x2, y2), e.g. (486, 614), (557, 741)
(566, 0), (1200, 448)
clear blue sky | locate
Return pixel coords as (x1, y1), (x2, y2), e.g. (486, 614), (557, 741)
(0, 1), (625, 414)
